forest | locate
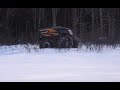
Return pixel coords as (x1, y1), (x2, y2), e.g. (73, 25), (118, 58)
(0, 8), (120, 47)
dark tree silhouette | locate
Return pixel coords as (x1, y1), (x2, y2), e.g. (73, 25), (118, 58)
(0, 8), (120, 47)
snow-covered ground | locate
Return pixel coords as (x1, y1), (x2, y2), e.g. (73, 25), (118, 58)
(0, 44), (120, 82)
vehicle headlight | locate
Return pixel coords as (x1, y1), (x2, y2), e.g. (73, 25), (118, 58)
(68, 29), (73, 35)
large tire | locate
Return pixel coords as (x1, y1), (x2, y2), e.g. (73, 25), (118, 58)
(72, 36), (79, 48)
(39, 39), (54, 48)
(57, 35), (73, 48)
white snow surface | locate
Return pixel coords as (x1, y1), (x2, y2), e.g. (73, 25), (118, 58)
(0, 44), (120, 82)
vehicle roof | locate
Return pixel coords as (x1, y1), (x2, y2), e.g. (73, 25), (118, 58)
(51, 26), (69, 29)
(39, 26), (70, 31)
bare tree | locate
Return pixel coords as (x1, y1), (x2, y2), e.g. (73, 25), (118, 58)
(33, 8), (37, 31)
(100, 8), (103, 37)
(38, 8), (45, 30)
(52, 8), (60, 27)
(108, 8), (115, 42)
(72, 8), (78, 35)
(91, 8), (95, 34)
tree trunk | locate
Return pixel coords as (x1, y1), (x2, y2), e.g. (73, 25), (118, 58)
(100, 8), (103, 37)
(52, 8), (60, 27)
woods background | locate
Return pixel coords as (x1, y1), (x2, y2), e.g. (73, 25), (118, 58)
(0, 8), (120, 46)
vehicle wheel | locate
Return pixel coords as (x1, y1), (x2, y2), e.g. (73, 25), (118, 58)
(72, 36), (79, 48)
(39, 39), (54, 48)
(57, 35), (73, 48)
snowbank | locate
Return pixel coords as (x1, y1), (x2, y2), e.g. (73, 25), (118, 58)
(0, 44), (120, 82)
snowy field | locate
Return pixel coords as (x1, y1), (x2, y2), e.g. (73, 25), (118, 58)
(0, 44), (120, 82)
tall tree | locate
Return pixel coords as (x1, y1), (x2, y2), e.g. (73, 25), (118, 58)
(52, 8), (60, 27)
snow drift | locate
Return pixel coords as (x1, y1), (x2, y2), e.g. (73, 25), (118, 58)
(0, 44), (120, 82)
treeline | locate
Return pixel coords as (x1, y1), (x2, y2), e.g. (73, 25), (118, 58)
(0, 8), (120, 45)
